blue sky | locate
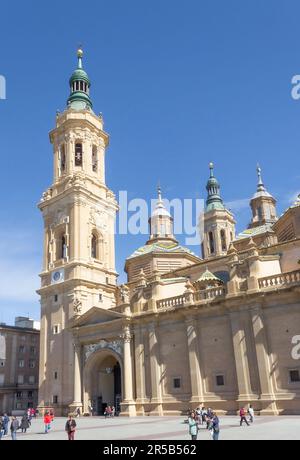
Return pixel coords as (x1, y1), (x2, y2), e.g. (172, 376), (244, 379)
(0, 0), (299, 324)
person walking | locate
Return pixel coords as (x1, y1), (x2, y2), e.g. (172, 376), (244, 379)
(10, 417), (19, 440)
(3, 413), (9, 436)
(188, 411), (198, 440)
(44, 412), (52, 433)
(0, 416), (3, 440)
(239, 407), (250, 426)
(65, 415), (77, 441)
(248, 405), (254, 423)
(76, 407), (81, 418)
(20, 414), (30, 433)
(211, 412), (220, 440)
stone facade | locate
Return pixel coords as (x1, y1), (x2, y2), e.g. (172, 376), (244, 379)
(0, 322), (40, 414)
(37, 50), (300, 416)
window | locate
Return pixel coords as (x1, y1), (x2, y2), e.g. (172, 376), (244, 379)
(29, 360), (36, 369)
(220, 229), (227, 252)
(173, 377), (181, 389)
(54, 294), (58, 302)
(257, 206), (263, 221)
(106, 276), (109, 284)
(18, 360), (24, 368)
(29, 376), (35, 384)
(17, 375), (24, 384)
(53, 395), (58, 404)
(54, 371), (58, 380)
(53, 325), (60, 335)
(216, 375), (225, 386)
(0, 361), (5, 367)
(209, 231), (215, 254)
(61, 235), (67, 259)
(28, 391), (33, 399)
(0, 374), (5, 385)
(99, 293), (103, 302)
(75, 142), (83, 166)
(56, 234), (67, 260)
(16, 402), (23, 409)
(16, 391), (23, 399)
(289, 369), (300, 383)
(91, 233), (97, 259)
(19, 345), (25, 354)
(92, 145), (97, 172)
(30, 346), (36, 355)
(60, 144), (66, 173)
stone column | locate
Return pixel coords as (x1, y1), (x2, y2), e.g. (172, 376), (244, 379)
(250, 307), (278, 415)
(229, 312), (252, 401)
(134, 325), (146, 413)
(185, 317), (204, 404)
(69, 340), (83, 413)
(121, 325), (136, 416)
(148, 323), (163, 415)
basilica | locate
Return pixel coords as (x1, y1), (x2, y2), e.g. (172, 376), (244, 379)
(37, 49), (300, 416)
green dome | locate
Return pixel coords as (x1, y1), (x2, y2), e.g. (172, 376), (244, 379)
(67, 48), (93, 110)
(69, 68), (90, 85)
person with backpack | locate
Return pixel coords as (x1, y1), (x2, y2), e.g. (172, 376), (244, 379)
(10, 416), (19, 440)
(65, 415), (77, 440)
(188, 411), (198, 440)
(239, 407), (250, 426)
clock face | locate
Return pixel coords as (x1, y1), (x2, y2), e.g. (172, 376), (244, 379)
(53, 271), (61, 282)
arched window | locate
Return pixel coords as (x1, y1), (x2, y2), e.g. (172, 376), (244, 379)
(75, 142), (83, 166)
(92, 145), (97, 172)
(56, 234), (67, 260)
(209, 231), (215, 254)
(220, 229), (227, 251)
(91, 233), (97, 259)
(60, 145), (66, 173)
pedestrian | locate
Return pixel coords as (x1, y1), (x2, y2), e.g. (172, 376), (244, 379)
(111, 406), (115, 417)
(3, 413), (9, 436)
(201, 407), (207, 425)
(20, 414), (30, 433)
(76, 407), (81, 418)
(65, 415), (77, 441)
(248, 405), (254, 423)
(211, 412), (220, 440)
(239, 407), (250, 426)
(0, 416), (3, 440)
(44, 412), (52, 433)
(195, 407), (202, 425)
(10, 416), (19, 441)
(50, 409), (54, 422)
(188, 411), (198, 440)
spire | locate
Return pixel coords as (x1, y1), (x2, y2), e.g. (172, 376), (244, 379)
(256, 164), (266, 193)
(151, 184), (171, 218)
(205, 162), (224, 212)
(67, 47), (93, 111)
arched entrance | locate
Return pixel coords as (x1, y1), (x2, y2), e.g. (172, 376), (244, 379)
(83, 349), (122, 415)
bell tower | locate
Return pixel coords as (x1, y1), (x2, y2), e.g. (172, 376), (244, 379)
(37, 49), (118, 415)
(202, 163), (236, 259)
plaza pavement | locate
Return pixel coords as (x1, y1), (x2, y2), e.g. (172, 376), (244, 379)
(1, 415), (300, 440)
